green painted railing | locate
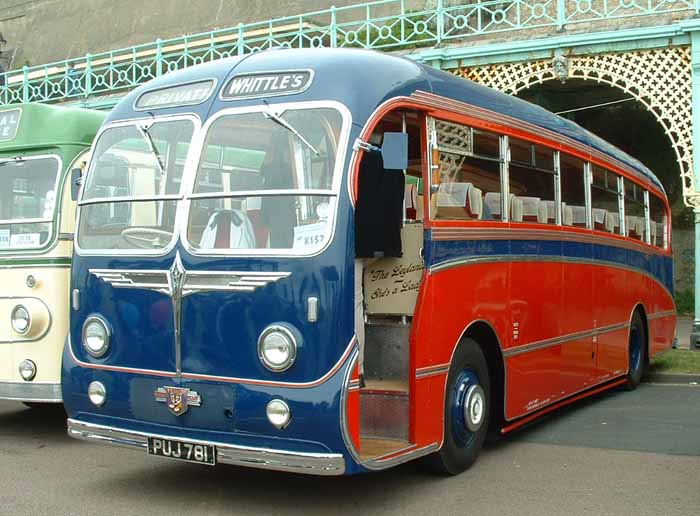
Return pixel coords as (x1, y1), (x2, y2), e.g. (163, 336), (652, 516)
(1, 0), (698, 106)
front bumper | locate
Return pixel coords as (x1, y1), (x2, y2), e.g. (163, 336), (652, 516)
(0, 381), (62, 403)
(67, 418), (346, 476)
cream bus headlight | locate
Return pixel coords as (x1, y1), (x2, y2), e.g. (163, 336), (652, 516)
(258, 325), (298, 372)
(11, 305), (31, 334)
(82, 316), (111, 358)
(18, 359), (37, 381)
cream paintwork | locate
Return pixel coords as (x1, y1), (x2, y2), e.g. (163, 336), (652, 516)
(0, 153), (84, 393)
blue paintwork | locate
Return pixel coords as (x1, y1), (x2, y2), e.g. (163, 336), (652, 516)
(63, 49), (669, 475)
(425, 234), (674, 296)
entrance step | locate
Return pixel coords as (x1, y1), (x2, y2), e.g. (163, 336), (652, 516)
(359, 437), (412, 461)
(360, 380), (408, 441)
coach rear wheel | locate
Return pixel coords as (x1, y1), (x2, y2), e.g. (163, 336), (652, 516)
(427, 338), (490, 475)
(626, 312), (647, 390)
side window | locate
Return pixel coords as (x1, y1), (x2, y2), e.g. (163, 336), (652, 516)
(559, 154), (586, 228)
(591, 165), (621, 234)
(649, 193), (668, 249)
(508, 138), (555, 224)
(624, 179), (645, 241)
(431, 120), (502, 221)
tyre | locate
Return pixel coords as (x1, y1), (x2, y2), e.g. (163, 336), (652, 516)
(625, 311), (647, 390)
(426, 338), (490, 475)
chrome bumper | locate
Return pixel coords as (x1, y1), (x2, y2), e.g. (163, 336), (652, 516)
(67, 419), (346, 476)
(0, 381), (62, 403)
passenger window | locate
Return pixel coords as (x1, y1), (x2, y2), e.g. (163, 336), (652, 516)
(624, 179), (645, 241)
(560, 154), (587, 228)
(591, 166), (621, 234)
(432, 120), (501, 221)
(508, 138), (555, 224)
(649, 193), (668, 249)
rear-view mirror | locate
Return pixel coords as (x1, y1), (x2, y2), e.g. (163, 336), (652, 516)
(381, 132), (408, 171)
(70, 168), (82, 201)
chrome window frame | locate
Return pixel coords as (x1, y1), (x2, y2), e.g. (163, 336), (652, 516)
(74, 113), (202, 257)
(0, 153), (63, 252)
(180, 100), (352, 258)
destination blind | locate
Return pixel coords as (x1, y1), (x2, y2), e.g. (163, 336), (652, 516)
(0, 108), (21, 142)
(221, 71), (313, 100)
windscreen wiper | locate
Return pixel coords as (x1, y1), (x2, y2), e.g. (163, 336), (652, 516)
(0, 156), (24, 167)
(263, 106), (319, 156)
(137, 123), (166, 175)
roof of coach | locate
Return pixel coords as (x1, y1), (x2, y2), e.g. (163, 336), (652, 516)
(108, 48), (664, 193)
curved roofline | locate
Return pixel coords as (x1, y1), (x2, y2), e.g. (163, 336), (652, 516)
(107, 48), (664, 194)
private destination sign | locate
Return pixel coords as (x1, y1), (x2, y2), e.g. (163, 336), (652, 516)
(221, 70), (313, 100)
(0, 108), (21, 142)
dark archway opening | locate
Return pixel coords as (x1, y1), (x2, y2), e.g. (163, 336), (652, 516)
(518, 80), (692, 306)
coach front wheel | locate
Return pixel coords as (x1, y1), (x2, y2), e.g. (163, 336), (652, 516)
(427, 338), (490, 475)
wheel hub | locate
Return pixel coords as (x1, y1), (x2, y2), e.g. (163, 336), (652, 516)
(463, 384), (485, 432)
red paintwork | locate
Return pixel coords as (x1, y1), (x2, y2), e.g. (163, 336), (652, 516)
(347, 94), (676, 456)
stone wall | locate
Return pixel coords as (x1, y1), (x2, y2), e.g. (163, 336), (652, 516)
(674, 229), (693, 294)
(0, 0), (423, 68)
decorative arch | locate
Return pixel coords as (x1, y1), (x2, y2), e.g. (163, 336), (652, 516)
(453, 47), (695, 206)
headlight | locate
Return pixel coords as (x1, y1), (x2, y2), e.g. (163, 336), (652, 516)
(11, 305), (31, 334)
(266, 399), (291, 429)
(82, 316), (111, 358)
(258, 325), (298, 372)
(88, 381), (107, 407)
(18, 359), (36, 381)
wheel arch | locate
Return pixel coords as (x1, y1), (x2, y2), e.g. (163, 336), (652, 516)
(452, 320), (506, 433)
(631, 302), (650, 366)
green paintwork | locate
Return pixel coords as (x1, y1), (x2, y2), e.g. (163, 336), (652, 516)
(0, 103), (105, 153)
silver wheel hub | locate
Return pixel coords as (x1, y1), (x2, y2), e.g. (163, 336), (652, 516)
(464, 384), (485, 432)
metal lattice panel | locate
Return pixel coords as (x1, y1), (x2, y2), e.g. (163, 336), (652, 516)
(455, 47), (697, 207)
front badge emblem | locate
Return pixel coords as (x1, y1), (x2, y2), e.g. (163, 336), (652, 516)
(154, 386), (202, 416)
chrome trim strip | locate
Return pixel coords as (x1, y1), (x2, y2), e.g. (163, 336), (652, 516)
(415, 363), (450, 379)
(339, 347), (363, 466)
(78, 194), (183, 207)
(647, 310), (676, 320)
(428, 254), (674, 299)
(361, 443), (439, 471)
(57, 233), (74, 241)
(187, 189), (334, 200)
(67, 419), (345, 476)
(68, 333), (358, 389)
(0, 381), (62, 402)
(504, 321), (630, 358)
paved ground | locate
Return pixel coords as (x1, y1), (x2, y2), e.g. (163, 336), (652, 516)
(0, 384), (698, 516)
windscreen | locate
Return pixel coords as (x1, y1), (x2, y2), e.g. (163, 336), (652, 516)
(77, 119), (194, 251)
(0, 156), (60, 249)
(186, 107), (343, 253)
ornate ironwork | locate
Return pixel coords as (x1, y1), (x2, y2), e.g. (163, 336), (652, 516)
(0, 1), (697, 106)
(455, 46), (697, 207)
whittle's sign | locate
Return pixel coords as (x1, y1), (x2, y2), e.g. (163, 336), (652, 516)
(221, 71), (313, 100)
(0, 108), (21, 142)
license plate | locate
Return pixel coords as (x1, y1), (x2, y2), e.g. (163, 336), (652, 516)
(147, 437), (216, 465)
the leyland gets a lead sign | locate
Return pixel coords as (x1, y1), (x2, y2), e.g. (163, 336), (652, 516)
(221, 70), (313, 100)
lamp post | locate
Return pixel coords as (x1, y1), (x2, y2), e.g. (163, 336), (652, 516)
(0, 32), (7, 87)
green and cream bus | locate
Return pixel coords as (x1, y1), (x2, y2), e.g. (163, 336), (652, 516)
(0, 103), (105, 405)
